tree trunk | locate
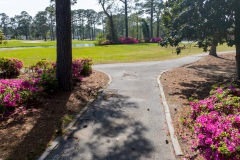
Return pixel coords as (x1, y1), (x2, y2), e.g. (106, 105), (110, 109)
(73, 30), (75, 40)
(89, 28), (91, 40)
(150, 0), (153, 38)
(56, 0), (73, 91)
(209, 44), (217, 56)
(26, 28), (28, 40)
(94, 24), (96, 40)
(121, 24), (124, 37)
(92, 26), (94, 40)
(102, 19), (104, 36)
(137, 16), (139, 40)
(77, 26), (80, 40)
(140, 25), (142, 40)
(110, 15), (115, 41)
(157, 17), (160, 38)
(82, 27), (84, 40)
(236, 43), (240, 80)
(235, 5), (240, 80)
(125, 0), (128, 38)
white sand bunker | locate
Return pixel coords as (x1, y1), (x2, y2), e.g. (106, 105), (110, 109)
(21, 41), (43, 43)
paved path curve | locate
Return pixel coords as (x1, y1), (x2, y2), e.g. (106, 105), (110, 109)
(46, 52), (234, 160)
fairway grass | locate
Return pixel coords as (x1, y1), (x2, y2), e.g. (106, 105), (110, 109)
(0, 40), (97, 48)
(0, 43), (235, 66)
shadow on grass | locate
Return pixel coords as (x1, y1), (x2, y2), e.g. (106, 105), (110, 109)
(46, 94), (154, 160)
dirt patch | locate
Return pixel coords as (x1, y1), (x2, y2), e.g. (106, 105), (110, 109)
(160, 52), (237, 160)
(0, 70), (109, 160)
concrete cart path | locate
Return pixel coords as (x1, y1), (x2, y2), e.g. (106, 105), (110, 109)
(46, 52), (235, 160)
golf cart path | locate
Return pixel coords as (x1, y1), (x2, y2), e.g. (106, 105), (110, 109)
(46, 51), (235, 160)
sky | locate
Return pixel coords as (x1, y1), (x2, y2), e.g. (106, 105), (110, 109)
(0, 0), (103, 18)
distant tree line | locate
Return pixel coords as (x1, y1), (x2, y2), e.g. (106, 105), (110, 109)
(0, 0), (166, 41)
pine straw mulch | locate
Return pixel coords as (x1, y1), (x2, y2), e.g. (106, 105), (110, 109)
(160, 52), (239, 160)
(0, 70), (109, 160)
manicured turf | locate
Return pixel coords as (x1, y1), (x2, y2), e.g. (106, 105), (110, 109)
(0, 43), (235, 66)
(0, 40), (97, 48)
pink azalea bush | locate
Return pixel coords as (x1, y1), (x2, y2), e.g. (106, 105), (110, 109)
(102, 40), (115, 45)
(78, 58), (93, 76)
(0, 57), (24, 77)
(0, 58), (93, 119)
(143, 37), (162, 43)
(0, 78), (43, 115)
(187, 83), (240, 160)
(119, 37), (139, 44)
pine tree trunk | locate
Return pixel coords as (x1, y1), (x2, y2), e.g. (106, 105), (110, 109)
(236, 43), (240, 80)
(137, 16), (139, 40)
(110, 15), (115, 41)
(209, 44), (217, 56)
(150, 0), (153, 38)
(92, 26), (94, 40)
(235, 3), (240, 80)
(102, 19), (104, 36)
(125, 0), (128, 38)
(56, 0), (73, 91)
(157, 17), (159, 38)
(94, 24), (96, 40)
(140, 26), (142, 40)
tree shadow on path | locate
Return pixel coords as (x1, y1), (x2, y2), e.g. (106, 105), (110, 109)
(46, 94), (155, 160)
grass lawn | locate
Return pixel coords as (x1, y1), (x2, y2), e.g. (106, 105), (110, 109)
(0, 43), (235, 66)
(0, 39), (97, 48)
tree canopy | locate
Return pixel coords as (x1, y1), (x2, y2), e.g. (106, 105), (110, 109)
(160, 0), (240, 78)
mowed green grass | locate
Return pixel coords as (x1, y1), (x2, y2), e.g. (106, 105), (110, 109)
(0, 43), (235, 66)
(0, 40), (97, 48)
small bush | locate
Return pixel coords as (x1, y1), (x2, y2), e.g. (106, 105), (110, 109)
(119, 37), (139, 44)
(143, 37), (162, 43)
(102, 40), (115, 45)
(95, 33), (106, 46)
(80, 58), (93, 76)
(0, 57), (24, 77)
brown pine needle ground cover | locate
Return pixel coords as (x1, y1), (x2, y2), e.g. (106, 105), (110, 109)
(160, 52), (239, 160)
(0, 70), (109, 160)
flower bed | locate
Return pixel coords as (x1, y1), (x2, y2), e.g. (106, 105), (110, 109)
(187, 83), (240, 160)
(0, 57), (24, 77)
(99, 37), (162, 45)
(0, 58), (93, 120)
(143, 37), (162, 43)
(119, 37), (139, 44)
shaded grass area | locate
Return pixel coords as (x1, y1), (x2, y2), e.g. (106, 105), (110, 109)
(0, 43), (235, 66)
(0, 40), (97, 48)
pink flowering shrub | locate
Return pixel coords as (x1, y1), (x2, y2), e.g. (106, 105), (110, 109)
(0, 57), (24, 77)
(102, 40), (115, 45)
(119, 37), (139, 44)
(27, 60), (58, 92)
(143, 37), (162, 43)
(0, 58), (93, 119)
(79, 58), (93, 76)
(0, 78), (43, 114)
(187, 83), (240, 160)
